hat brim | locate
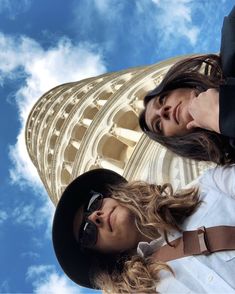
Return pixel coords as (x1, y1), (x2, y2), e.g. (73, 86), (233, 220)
(52, 168), (127, 289)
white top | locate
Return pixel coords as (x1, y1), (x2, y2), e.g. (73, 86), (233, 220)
(137, 165), (235, 293)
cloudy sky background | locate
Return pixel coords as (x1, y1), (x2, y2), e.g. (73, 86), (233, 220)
(0, 0), (234, 293)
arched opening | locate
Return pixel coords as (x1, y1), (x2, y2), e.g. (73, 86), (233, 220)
(49, 134), (58, 149)
(61, 168), (71, 185)
(113, 109), (139, 130)
(83, 106), (99, 119)
(64, 144), (78, 162)
(55, 117), (65, 131)
(98, 135), (128, 163)
(47, 153), (53, 165)
(64, 103), (74, 113)
(71, 125), (87, 141)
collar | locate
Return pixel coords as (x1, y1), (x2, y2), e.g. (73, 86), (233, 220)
(137, 238), (165, 258)
(137, 230), (181, 259)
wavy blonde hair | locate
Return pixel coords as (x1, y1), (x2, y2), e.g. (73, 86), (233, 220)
(93, 181), (200, 293)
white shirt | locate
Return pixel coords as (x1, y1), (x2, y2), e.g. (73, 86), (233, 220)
(137, 165), (235, 293)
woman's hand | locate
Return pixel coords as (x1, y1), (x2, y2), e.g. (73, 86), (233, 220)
(186, 88), (220, 133)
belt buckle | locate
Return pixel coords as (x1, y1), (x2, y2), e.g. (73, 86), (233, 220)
(197, 226), (210, 255)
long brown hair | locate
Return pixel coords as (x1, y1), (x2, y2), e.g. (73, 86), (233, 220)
(92, 181), (200, 293)
(139, 54), (235, 165)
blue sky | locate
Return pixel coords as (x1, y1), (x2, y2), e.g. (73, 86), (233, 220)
(0, 0), (234, 293)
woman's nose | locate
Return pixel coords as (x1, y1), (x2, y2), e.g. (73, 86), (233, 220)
(156, 105), (170, 119)
(88, 210), (104, 227)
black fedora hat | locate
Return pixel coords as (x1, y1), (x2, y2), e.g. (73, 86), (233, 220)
(52, 168), (127, 289)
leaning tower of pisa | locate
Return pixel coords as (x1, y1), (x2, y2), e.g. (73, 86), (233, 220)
(25, 56), (212, 205)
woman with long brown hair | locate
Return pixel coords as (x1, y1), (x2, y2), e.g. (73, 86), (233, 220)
(139, 6), (235, 165)
(52, 167), (235, 293)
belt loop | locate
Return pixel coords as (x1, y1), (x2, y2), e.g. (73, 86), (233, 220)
(197, 226), (210, 255)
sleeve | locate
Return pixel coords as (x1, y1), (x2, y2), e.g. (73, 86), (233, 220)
(220, 6), (235, 77)
(219, 6), (235, 138)
(219, 78), (235, 138)
(199, 165), (235, 198)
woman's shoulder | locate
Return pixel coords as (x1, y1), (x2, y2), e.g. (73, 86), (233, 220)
(198, 165), (235, 197)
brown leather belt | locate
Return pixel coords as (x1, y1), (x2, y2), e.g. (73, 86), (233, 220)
(152, 226), (235, 262)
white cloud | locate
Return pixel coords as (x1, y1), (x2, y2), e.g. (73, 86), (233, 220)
(21, 251), (40, 259)
(0, 209), (8, 224)
(11, 198), (55, 237)
(0, 280), (10, 293)
(93, 0), (123, 18)
(0, 32), (106, 242)
(34, 273), (81, 294)
(0, 0), (32, 19)
(93, 0), (111, 14)
(27, 265), (81, 294)
(134, 0), (200, 50)
(9, 132), (43, 191)
(0, 32), (106, 190)
(150, 0), (199, 46)
(39, 199), (56, 237)
(72, 0), (124, 36)
(72, 0), (201, 61)
(12, 204), (35, 226)
(27, 264), (55, 280)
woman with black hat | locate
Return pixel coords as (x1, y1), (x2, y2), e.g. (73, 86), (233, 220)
(139, 6), (235, 165)
(53, 167), (235, 293)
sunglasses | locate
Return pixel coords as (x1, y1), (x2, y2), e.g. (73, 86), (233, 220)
(78, 191), (104, 249)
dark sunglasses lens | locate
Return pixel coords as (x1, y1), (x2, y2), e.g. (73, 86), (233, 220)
(88, 194), (103, 213)
(79, 192), (103, 248)
(80, 222), (98, 249)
